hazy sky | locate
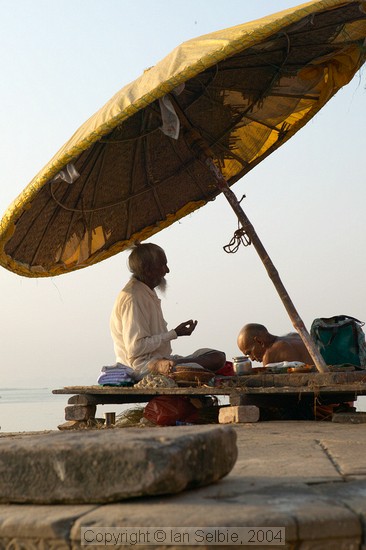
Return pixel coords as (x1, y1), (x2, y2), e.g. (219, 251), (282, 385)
(1, 0), (365, 388)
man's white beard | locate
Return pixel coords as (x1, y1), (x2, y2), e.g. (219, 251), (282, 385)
(157, 277), (167, 294)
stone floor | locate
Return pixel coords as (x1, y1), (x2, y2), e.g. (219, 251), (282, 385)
(1, 421), (366, 549)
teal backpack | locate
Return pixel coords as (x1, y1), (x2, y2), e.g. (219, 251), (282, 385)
(310, 315), (366, 368)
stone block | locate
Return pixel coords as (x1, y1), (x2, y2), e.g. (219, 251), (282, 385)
(72, 497), (297, 547)
(68, 394), (93, 405)
(296, 500), (360, 541)
(219, 405), (259, 424)
(0, 425), (237, 504)
(0, 503), (94, 543)
(65, 404), (96, 421)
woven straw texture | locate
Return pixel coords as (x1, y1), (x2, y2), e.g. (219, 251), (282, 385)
(1, 0), (365, 277)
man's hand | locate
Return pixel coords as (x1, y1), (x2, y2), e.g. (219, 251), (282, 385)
(174, 319), (198, 337)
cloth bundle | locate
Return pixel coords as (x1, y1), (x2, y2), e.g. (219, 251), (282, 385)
(97, 363), (136, 386)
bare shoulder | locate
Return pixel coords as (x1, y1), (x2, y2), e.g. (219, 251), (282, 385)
(263, 338), (292, 364)
(264, 338), (303, 364)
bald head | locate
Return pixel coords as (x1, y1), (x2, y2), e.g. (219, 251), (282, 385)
(238, 323), (269, 345)
(237, 323), (273, 362)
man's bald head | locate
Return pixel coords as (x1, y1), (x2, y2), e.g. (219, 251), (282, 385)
(237, 323), (273, 362)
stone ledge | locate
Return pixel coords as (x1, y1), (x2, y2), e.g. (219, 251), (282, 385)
(0, 425), (237, 504)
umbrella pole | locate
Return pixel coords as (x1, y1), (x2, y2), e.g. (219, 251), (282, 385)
(206, 158), (329, 373)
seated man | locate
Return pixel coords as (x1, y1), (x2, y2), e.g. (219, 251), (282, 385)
(110, 242), (226, 379)
(237, 323), (313, 365)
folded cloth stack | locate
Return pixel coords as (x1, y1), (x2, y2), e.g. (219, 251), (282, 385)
(97, 363), (136, 386)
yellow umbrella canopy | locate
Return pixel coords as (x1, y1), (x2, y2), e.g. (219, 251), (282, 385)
(0, 0), (365, 279)
(1, 0), (365, 373)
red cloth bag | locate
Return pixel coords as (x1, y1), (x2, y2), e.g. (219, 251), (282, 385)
(143, 396), (199, 426)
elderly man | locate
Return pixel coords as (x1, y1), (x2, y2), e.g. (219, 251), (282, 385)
(110, 243), (226, 379)
(237, 323), (313, 365)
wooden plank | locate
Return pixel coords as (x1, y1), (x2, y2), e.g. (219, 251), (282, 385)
(55, 389), (363, 410)
(52, 385), (366, 399)
(53, 372), (366, 395)
(53, 386), (228, 396)
(54, 385), (366, 395)
(219, 371), (366, 388)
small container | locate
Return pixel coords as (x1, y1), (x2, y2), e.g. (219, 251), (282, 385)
(232, 356), (252, 375)
(104, 412), (116, 427)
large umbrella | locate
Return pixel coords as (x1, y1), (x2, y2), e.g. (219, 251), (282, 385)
(1, 0), (365, 373)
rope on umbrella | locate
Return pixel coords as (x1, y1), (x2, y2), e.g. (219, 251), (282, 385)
(223, 226), (251, 253)
(223, 194), (251, 253)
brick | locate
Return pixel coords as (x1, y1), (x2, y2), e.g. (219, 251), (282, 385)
(68, 395), (94, 405)
(219, 405), (259, 424)
(64, 405), (96, 421)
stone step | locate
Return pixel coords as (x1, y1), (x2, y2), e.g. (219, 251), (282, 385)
(0, 425), (237, 504)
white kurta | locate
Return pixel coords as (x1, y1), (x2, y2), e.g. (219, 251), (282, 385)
(110, 278), (177, 378)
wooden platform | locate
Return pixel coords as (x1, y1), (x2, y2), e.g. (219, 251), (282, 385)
(53, 371), (366, 426)
(53, 371), (366, 399)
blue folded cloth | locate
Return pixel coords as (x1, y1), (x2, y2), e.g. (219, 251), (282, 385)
(97, 363), (136, 386)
